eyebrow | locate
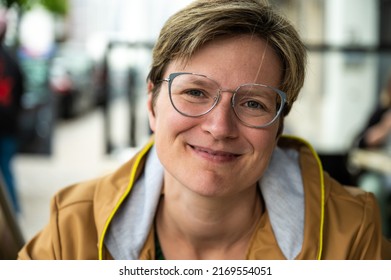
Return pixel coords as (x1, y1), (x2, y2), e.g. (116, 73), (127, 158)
(185, 76), (216, 87)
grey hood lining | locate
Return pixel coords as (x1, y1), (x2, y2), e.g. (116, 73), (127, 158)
(106, 145), (304, 260)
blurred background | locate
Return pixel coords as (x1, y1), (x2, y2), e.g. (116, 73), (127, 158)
(0, 0), (390, 257)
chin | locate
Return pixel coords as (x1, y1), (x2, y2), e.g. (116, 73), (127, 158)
(185, 177), (233, 198)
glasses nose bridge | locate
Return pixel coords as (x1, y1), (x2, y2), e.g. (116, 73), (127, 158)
(216, 87), (237, 107)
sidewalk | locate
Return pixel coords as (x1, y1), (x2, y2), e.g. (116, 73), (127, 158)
(14, 106), (139, 241)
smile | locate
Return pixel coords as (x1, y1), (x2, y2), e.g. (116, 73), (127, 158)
(190, 145), (240, 162)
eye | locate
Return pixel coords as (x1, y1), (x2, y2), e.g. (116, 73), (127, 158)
(234, 94), (276, 118)
(235, 85), (278, 116)
(180, 87), (216, 103)
(183, 89), (206, 98)
(244, 100), (266, 110)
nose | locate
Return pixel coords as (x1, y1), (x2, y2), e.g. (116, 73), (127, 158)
(200, 92), (239, 140)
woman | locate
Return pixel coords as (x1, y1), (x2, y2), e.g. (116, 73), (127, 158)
(18, 0), (390, 259)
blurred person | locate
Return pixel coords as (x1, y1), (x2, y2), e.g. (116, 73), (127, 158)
(358, 72), (391, 150)
(18, 0), (391, 259)
(95, 46), (113, 153)
(0, 11), (24, 213)
(354, 71), (391, 237)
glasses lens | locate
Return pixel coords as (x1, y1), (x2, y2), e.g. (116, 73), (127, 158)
(169, 73), (219, 117)
(233, 84), (283, 127)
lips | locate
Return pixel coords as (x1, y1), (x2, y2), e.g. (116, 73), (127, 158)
(190, 145), (240, 161)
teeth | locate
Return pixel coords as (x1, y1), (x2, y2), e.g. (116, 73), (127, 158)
(212, 151), (226, 156)
(192, 145), (236, 157)
(202, 148), (230, 156)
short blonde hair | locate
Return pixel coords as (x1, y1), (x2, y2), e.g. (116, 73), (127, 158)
(147, 0), (307, 115)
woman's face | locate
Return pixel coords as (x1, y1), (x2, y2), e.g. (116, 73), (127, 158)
(148, 35), (283, 198)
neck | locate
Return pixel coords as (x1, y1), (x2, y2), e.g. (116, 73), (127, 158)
(155, 177), (263, 259)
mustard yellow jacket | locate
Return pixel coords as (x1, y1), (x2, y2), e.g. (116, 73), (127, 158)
(18, 136), (391, 260)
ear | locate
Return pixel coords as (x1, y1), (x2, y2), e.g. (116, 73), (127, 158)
(147, 80), (156, 132)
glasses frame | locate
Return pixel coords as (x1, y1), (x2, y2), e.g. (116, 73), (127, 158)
(162, 72), (287, 128)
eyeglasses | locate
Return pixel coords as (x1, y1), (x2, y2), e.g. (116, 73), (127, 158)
(161, 72), (287, 128)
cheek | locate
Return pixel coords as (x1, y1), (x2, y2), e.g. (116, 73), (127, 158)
(148, 92), (172, 132)
(249, 125), (279, 158)
(151, 95), (196, 134)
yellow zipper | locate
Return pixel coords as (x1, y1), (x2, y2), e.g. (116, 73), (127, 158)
(282, 135), (325, 260)
(98, 139), (154, 260)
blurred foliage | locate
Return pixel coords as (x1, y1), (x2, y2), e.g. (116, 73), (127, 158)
(40, 0), (68, 16)
(0, 0), (29, 9)
(0, 0), (69, 16)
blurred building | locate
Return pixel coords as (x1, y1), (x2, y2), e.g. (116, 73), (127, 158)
(276, 0), (380, 153)
(273, 0), (389, 185)
(51, 1), (391, 182)
(60, 0), (195, 151)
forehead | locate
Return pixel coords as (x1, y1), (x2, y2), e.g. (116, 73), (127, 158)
(165, 35), (283, 88)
